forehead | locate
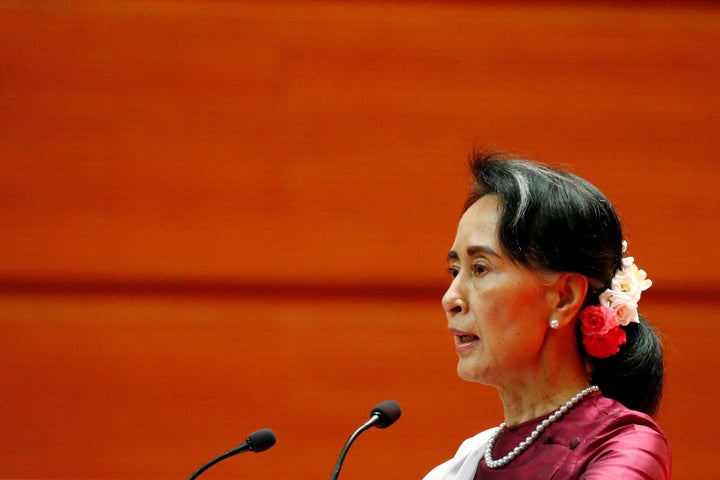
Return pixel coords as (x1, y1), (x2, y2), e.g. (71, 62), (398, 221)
(452, 195), (502, 250)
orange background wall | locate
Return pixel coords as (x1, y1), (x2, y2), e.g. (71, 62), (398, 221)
(1, 1), (718, 479)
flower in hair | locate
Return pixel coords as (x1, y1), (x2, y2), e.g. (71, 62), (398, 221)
(580, 305), (627, 358)
(580, 243), (651, 358)
(598, 255), (652, 326)
(580, 305), (616, 337)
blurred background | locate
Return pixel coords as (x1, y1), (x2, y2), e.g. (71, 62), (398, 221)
(1, 1), (718, 479)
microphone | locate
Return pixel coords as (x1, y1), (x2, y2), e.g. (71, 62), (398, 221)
(330, 400), (402, 480)
(187, 428), (276, 480)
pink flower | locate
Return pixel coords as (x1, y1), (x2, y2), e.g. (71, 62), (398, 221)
(582, 325), (627, 359)
(580, 305), (618, 336)
(599, 290), (640, 326)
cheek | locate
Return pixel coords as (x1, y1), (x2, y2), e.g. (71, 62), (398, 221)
(508, 280), (547, 315)
(484, 285), (547, 337)
(476, 283), (534, 318)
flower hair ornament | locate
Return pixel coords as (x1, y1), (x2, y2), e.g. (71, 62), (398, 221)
(580, 241), (652, 359)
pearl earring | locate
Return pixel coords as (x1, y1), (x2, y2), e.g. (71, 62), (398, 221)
(549, 319), (560, 329)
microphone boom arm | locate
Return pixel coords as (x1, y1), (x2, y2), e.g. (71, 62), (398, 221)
(187, 428), (276, 480)
(188, 444), (250, 480)
(330, 414), (382, 480)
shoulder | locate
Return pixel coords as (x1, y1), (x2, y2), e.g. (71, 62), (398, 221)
(575, 395), (671, 479)
(589, 395), (668, 443)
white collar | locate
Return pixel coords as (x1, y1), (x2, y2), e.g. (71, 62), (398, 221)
(422, 428), (497, 480)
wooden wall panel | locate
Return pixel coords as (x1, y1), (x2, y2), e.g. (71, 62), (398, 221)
(0, 294), (717, 479)
(1, 1), (719, 290)
(1, 1), (719, 479)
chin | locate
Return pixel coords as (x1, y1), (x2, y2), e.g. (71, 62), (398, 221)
(456, 362), (485, 384)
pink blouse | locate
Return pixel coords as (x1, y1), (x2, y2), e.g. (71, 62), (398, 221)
(473, 392), (671, 479)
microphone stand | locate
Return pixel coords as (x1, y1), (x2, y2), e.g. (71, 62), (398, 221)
(188, 445), (250, 480)
(330, 415), (380, 480)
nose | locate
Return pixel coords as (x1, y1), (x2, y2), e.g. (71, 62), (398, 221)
(442, 284), (467, 316)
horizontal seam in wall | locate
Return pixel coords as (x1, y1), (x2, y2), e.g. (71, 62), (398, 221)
(0, 276), (717, 302)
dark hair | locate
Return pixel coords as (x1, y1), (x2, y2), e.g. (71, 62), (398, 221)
(464, 150), (664, 416)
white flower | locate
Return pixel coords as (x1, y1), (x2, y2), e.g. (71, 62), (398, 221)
(598, 247), (652, 326)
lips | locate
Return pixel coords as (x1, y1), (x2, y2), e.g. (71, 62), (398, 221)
(448, 328), (479, 352)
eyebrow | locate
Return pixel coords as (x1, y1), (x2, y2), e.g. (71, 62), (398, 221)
(447, 245), (501, 261)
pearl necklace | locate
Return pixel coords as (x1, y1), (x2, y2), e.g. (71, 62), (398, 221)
(484, 385), (600, 469)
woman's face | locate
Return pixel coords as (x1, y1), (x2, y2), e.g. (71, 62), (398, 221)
(442, 195), (557, 388)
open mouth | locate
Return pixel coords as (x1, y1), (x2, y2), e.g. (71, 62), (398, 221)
(457, 334), (479, 344)
(449, 328), (479, 346)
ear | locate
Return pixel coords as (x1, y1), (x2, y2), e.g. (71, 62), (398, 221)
(549, 273), (588, 328)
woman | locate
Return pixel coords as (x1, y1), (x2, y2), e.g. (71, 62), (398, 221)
(424, 152), (671, 479)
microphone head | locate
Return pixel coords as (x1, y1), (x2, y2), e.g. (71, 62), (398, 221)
(246, 428), (277, 453)
(370, 400), (402, 429)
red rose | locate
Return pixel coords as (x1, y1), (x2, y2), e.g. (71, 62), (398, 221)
(582, 325), (627, 358)
(580, 305), (617, 336)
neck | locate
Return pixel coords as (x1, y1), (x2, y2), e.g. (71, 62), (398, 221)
(498, 381), (591, 425)
(490, 318), (592, 426)
(495, 351), (590, 426)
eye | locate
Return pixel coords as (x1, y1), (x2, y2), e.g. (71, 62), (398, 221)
(447, 266), (459, 279)
(472, 263), (488, 276)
